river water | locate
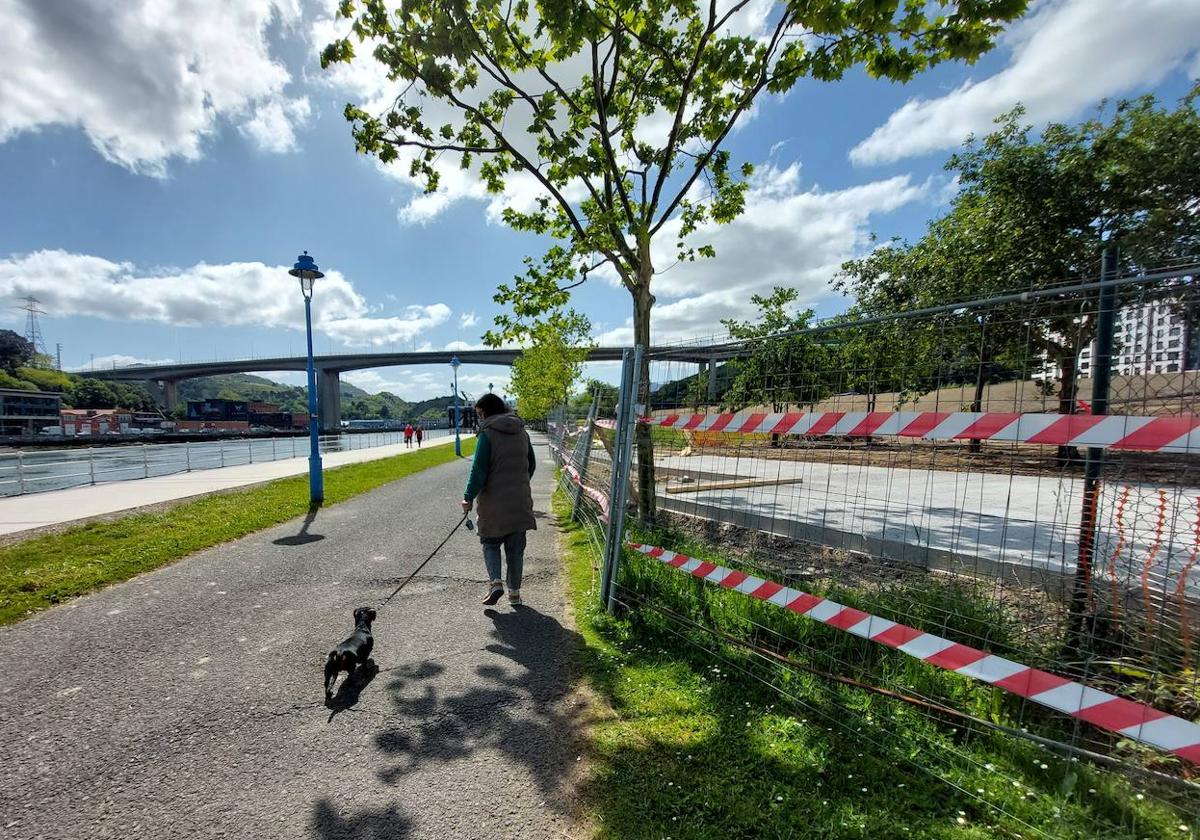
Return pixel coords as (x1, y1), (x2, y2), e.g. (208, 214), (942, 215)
(0, 429), (452, 497)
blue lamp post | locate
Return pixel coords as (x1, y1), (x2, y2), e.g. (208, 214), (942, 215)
(450, 355), (462, 457)
(289, 251), (324, 505)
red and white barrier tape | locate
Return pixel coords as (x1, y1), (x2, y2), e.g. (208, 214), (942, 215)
(564, 461), (610, 522)
(641, 411), (1200, 453)
(549, 439), (611, 522)
(627, 541), (1200, 765)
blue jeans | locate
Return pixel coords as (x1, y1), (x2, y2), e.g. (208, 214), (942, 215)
(482, 532), (526, 591)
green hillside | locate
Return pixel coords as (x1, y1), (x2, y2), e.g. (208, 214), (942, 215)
(175, 373), (462, 421)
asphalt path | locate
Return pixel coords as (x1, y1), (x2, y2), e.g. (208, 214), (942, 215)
(0, 435), (588, 839)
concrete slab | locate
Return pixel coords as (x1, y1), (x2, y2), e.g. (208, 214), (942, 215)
(653, 453), (1200, 596)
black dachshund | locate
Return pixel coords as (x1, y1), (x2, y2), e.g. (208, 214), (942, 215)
(324, 606), (376, 699)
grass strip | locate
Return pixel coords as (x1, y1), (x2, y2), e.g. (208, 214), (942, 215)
(0, 438), (475, 625)
(554, 486), (1191, 839)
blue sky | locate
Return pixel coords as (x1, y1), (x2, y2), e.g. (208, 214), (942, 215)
(0, 0), (1197, 400)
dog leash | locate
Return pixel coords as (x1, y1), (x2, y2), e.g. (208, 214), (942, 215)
(376, 513), (473, 610)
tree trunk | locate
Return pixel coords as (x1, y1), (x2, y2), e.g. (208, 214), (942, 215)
(1057, 349), (1080, 466)
(968, 357), (987, 454)
(632, 258), (657, 523)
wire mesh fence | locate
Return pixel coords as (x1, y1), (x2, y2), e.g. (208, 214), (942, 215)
(560, 259), (1200, 837)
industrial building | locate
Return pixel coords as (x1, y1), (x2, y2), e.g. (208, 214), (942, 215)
(0, 388), (63, 435)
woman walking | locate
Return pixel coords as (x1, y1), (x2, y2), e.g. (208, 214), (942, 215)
(414, 423), (424, 447)
(461, 394), (536, 606)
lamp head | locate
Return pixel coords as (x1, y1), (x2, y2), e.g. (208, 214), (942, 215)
(288, 251), (324, 299)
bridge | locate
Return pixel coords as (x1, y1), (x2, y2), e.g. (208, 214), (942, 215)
(83, 346), (726, 430)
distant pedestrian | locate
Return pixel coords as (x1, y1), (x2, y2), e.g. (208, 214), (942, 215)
(414, 424), (424, 447)
(461, 394), (536, 607)
(404, 423), (414, 448)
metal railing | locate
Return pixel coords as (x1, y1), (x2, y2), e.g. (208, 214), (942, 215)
(0, 428), (449, 497)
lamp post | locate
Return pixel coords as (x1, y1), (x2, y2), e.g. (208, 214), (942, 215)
(289, 251), (324, 505)
(450, 355), (462, 457)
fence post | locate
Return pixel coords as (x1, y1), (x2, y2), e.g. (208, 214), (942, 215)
(1068, 245), (1119, 650)
(16, 451), (25, 495)
(220, 441), (225, 468)
(606, 345), (643, 614)
(185, 440), (191, 472)
(88, 447), (95, 485)
(142, 444), (149, 478)
(599, 347), (643, 614)
(599, 349), (636, 611)
(571, 391), (601, 522)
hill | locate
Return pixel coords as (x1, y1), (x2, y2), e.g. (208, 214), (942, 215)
(174, 373), (464, 421)
(648, 362), (736, 409)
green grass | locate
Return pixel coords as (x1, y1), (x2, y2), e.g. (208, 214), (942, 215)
(555, 487), (1193, 839)
(0, 438), (475, 625)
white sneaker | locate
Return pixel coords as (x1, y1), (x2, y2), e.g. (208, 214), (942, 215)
(508, 590), (522, 606)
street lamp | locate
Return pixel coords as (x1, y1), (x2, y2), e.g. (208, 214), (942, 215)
(450, 355), (462, 457)
(289, 251), (324, 506)
(488, 382), (494, 393)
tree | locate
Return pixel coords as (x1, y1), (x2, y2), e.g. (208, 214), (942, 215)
(69, 378), (118, 409)
(508, 312), (592, 420)
(0, 330), (35, 374)
(838, 89), (1200, 455)
(721, 287), (831, 415)
(951, 92), (1199, 422)
(324, 0), (1028, 517)
(571, 378), (620, 415)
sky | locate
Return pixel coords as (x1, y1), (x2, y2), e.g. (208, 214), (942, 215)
(0, 0), (1197, 401)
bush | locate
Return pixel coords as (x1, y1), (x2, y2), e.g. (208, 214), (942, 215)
(15, 367), (72, 393)
(0, 371), (36, 391)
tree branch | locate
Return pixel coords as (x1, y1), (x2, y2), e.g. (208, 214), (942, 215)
(592, 37), (636, 224)
(650, 11), (790, 237)
(382, 137), (503, 155)
(645, 0), (724, 222)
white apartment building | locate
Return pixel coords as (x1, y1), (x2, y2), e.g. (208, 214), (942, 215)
(1030, 299), (1196, 382)
(1078, 299), (1196, 377)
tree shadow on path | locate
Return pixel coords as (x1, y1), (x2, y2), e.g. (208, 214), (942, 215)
(371, 605), (588, 818)
(309, 798), (412, 840)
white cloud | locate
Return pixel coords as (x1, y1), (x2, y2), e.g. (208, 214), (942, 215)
(68, 354), (176, 372)
(851, 0), (1200, 166)
(595, 162), (927, 344)
(321, 305), (452, 347)
(239, 96), (313, 154)
(445, 340), (486, 352)
(0, 0), (307, 173)
(0, 250), (450, 349)
(343, 366), (510, 401)
(459, 312), (479, 328)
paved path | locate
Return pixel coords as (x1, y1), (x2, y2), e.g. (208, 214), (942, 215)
(0, 436), (456, 537)
(0, 436), (587, 839)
